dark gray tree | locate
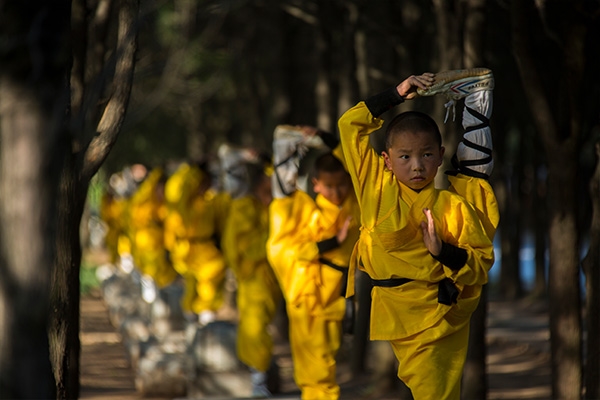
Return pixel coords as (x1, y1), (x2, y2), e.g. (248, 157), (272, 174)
(512, 1), (600, 398)
(0, 1), (70, 397)
(49, 0), (139, 398)
(582, 143), (600, 399)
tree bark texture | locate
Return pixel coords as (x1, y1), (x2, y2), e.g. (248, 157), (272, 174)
(49, 0), (139, 398)
(512, 1), (585, 398)
(0, 1), (71, 397)
(582, 143), (600, 399)
(461, 1), (491, 397)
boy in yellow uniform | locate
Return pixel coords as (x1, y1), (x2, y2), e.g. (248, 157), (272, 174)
(128, 167), (179, 300)
(338, 68), (499, 400)
(266, 125), (360, 400)
(99, 187), (123, 266)
(184, 163), (227, 325)
(220, 145), (282, 397)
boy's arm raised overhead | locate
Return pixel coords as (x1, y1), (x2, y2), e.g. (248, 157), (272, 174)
(337, 74), (433, 216)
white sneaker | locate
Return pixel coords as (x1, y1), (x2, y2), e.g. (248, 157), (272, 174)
(272, 125), (325, 198)
(141, 274), (157, 303)
(418, 68), (494, 123)
(417, 68), (494, 100)
(250, 368), (272, 398)
(198, 310), (216, 326)
(119, 253), (135, 274)
(218, 144), (258, 198)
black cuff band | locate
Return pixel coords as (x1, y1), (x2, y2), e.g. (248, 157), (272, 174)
(432, 241), (468, 271)
(318, 130), (339, 150)
(317, 236), (339, 254)
(364, 86), (404, 118)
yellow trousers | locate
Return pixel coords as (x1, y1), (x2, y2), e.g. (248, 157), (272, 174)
(390, 315), (470, 400)
(288, 299), (344, 400)
(187, 242), (226, 314)
(236, 274), (281, 371)
(132, 229), (178, 288)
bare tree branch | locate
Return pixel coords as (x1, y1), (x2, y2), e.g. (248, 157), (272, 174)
(81, 0), (139, 182)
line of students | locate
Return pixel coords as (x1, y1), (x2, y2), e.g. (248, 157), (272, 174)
(101, 67), (498, 400)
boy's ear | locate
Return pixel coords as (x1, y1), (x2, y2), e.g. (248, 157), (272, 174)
(311, 176), (321, 193)
(438, 146), (446, 166)
(381, 151), (392, 170)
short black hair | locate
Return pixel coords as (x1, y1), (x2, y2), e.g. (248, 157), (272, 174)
(314, 152), (346, 176)
(385, 111), (442, 150)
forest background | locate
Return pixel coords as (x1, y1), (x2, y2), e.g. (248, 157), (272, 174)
(0, 1), (599, 399)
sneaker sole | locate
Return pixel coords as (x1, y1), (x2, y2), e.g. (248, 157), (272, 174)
(418, 68), (494, 99)
(273, 124), (325, 149)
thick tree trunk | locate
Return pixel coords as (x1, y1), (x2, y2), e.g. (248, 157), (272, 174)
(461, 1), (490, 397)
(0, 80), (66, 400)
(49, 167), (87, 398)
(512, 2), (584, 397)
(0, 1), (71, 398)
(582, 143), (600, 399)
(49, 0), (139, 397)
(547, 158), (582, 399)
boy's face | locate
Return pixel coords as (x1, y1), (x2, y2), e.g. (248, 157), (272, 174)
(382, 130), (445, 192)
(312, 170), (352, 206)
(254, 174), (273, 207)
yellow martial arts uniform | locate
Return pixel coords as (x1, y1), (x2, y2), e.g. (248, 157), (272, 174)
(99, 191), (125, 265)
(129, 168), (178, 288)
(267, 189), (360, 400)
(222, 194), (281, 372)
(338, 102), (498, 400)
(164, 163), (204, 313)
(184, 187), (227, 315)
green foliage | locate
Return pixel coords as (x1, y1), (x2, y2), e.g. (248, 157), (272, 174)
(103, 108), (189, 175)
(80, 264), (100, 295)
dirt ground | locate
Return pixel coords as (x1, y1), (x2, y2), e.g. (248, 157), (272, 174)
(80, 288), (550, 400)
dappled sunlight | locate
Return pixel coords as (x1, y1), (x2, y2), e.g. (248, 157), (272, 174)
(488, 350), (549, 374)
(487, 300), (551, 400)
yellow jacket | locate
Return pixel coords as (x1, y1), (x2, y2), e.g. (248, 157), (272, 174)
(100, 192), (126, 263)
(338, 101), (497, 340)
(129, 168), (166, 256)
(267, 190), (357, 319)
(164, 163), (204, 254)
(222, 195), (273, 282)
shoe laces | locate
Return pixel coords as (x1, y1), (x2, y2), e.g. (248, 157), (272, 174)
(443, 98), (457, 123)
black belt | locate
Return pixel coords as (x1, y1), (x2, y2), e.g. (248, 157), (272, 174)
(319, 258), (348, 297)
(370, 277), (413, 287)
(371, 277), (458, 305)
(319, 258), (347, 273)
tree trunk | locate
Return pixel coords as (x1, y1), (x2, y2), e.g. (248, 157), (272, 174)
(350, 270), (371, 376)
(0, 2), (71, 397)
(462, 287), (487, 400)
(49, 0), (139, 397)
(582, 142), (600, 399)
(512, 2), (583, 398)
(546, 157), (582, 399)
(49, 167), (87, 398)
(432, 0), (461, 182)
(461, 1), (490, 397)
(499, 146), (523, 299)
(532, 149), (547, 298)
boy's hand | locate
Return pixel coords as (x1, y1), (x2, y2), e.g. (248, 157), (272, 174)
(297, 125), (319, 137)
(421, 208), (442, 256)
(336, 216), (352, 244)
(396, 73), (435, 100)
